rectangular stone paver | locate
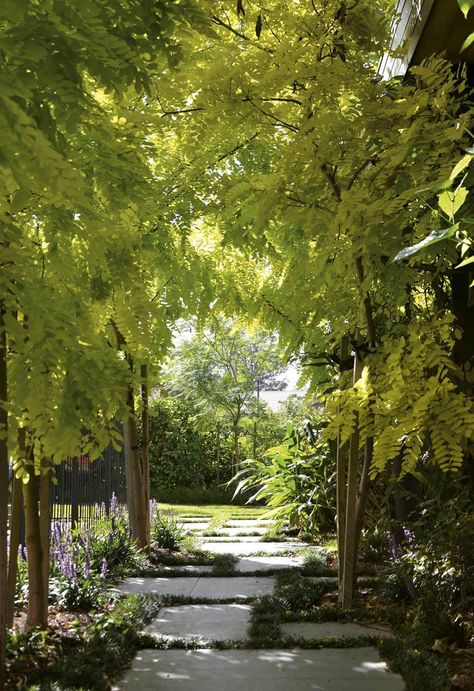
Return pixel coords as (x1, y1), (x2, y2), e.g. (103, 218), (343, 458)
(115, 576), (274, 600)
(148, 604), (251, 640)
(191, 576), (274, 599)
(204, 526), (270, 536)
(180, 522), (211, 531)
(235, 556), (302, 572)
(115, 577), (199, 596)
(200, 536), (269, 543)
(200, 541), (304, 555)
(114, 648), (404, 690)
(159, 565), (214, 575)
(281, 622), (392, 640)
(224, 519), (275, 527)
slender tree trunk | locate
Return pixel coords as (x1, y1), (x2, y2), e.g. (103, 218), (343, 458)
(233, 425), (240, 475)
(216, 422), (221, 485)
(353, 436), (374, 587)
(123, 415), (135, 534)
(123, 397), (148, 549)
(39, 462), (51, 617)
(113, 323), (149, 549)
(253, 379), (260, 459)
(341, 340), (363, 610)
(0, 310), (9, 685)
(23, 461), (48, 628)
(6, 474), (22, 628)
(336, 337), (350, 593)
(140, 364), (150, 546)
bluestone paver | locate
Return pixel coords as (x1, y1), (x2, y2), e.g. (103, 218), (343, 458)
(116, 575), (274, 599)
(224, 519), (275, 526)
(235, 556), (302, 572)
(159, 565), (214, 575)
(180, 522), (211, 531)
(114, 648), (404, 690)
(115, 577), (199, 596)
(200, 540), (304, 555)
(280, 621), (392, 640)
(148, 603), (251, 640)
(191, 576), (274, 599)
(204, 526), (269, 536)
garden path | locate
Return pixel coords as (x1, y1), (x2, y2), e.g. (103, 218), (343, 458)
(113, 512), (405, 690)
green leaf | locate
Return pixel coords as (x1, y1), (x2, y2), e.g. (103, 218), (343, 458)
(455, 255), (474, 269)
(393, 225), (459, 261)
(458, 0), (474, 18)
(439, 187), (469, 218)
(461, 31), (474, 51)
(449, 154), (472, 181)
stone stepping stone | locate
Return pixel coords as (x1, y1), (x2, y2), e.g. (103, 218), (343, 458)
(235, 556), (302, 572)
(148, 604), (251, 641)
(115, 577), (199, 597)
(200, 541), (305, 555)
(115, 576), (274, 600)
(180, 522), (211, 531)
(204, 526), (269, 536)
(224, 519), (275, 527)
(191, 576), (274, 599)
(158, 565), (214, 575)
(114, 647), (404, 690)
(200, 535), (268, 543)
(280, 622), (392, 640)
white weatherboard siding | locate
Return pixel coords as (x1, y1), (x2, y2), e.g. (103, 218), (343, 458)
(379, 0), (435, 79)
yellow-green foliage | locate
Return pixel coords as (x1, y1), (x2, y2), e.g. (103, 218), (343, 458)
(325, 315), (474, 474)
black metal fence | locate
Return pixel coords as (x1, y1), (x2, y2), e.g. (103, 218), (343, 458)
(50, 439), (127, 529)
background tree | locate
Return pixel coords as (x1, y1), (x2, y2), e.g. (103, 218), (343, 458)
(163, 320), (287, 474)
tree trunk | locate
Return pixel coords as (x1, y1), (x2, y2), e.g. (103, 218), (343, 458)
(341, 339), (363, 610)
(0, 310), (9, 685)
(140, 364), (150, 547)
(123, 403), (148, 549)
(336, 337), (350, 593)
(253, 379), (260, 459)
(6, 474), (22, 628)
(23, 462), (48, 628)
(113, 323), (149, 550)
(39, 462), (52, 617)
(216, 423), (221, 485)
(233, 425), (240, 475)
(353, 436), (374, 588)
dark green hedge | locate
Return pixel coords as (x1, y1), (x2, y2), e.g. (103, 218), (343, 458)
(148, 397), (234, 492)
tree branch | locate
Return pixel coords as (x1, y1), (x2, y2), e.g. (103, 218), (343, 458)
(321, 163), (341, 201)
(243, 97), (299, 132)
(217, 131), (260, 161)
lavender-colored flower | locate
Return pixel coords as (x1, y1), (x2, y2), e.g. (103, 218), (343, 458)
(100, 558), (108, 579)
(110, 492), (119, 516)
(84, 530), (91, 579)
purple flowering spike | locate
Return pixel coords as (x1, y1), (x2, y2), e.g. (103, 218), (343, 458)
(110, 492), (119, 516)
(84, 530), (91, 578)
(100, 558), (107, 579)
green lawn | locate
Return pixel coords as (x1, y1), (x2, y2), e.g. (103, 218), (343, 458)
(157, 503), (269, 523)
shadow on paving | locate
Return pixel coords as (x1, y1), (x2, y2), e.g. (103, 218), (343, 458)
(113, 648), (405, 690)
